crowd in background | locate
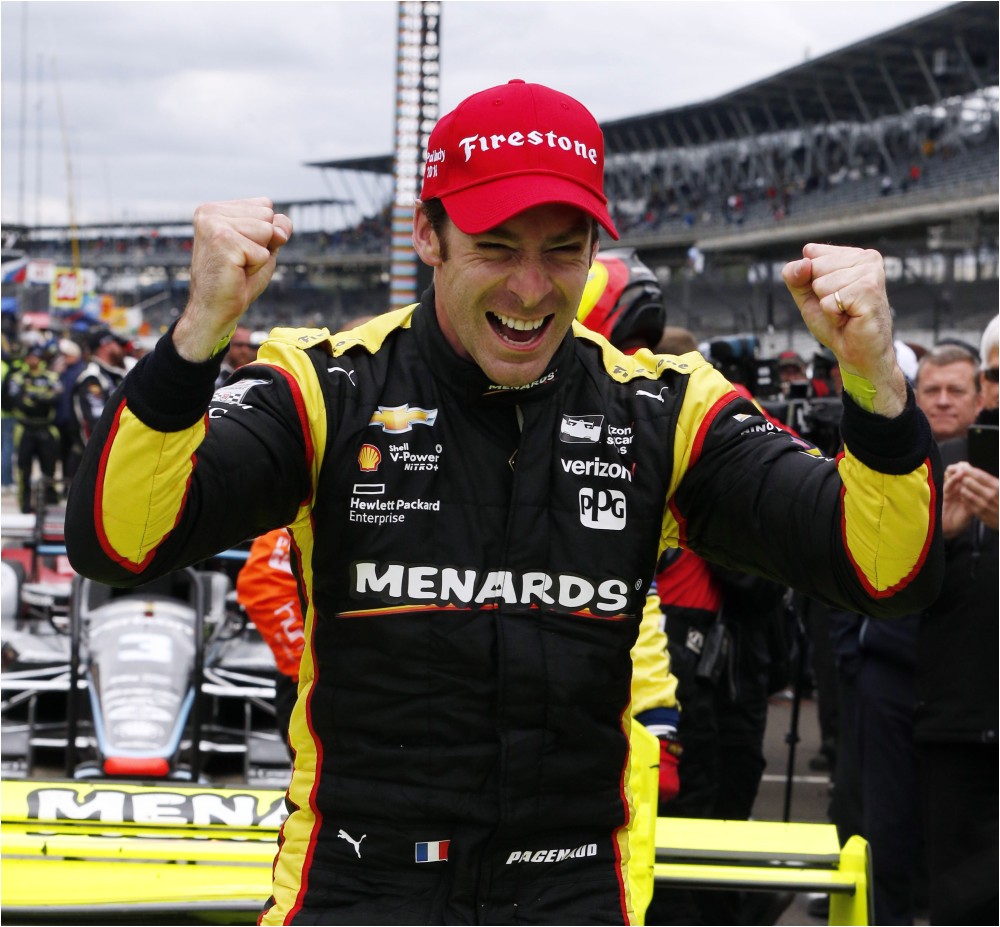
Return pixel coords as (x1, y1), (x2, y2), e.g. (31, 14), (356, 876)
(607, 101), (998, 237)
(1, 324), (146, 512)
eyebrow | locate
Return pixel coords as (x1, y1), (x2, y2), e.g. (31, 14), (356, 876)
(479, 222), (592, 247)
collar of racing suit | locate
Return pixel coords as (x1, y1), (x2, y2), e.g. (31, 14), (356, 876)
(412, 285), (576, 407)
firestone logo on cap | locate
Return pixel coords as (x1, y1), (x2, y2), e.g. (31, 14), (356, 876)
(453, 130), (597, 166)
(420, 79), (619, 240)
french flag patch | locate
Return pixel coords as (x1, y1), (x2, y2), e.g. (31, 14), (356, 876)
(415, 839), (450, 863)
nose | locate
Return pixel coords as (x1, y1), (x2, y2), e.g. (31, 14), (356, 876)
(507, 254), (553, 308)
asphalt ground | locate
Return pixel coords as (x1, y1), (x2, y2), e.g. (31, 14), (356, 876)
(754, 692), (834, 926)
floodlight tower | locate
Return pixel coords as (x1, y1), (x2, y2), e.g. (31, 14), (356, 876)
(389, 1), (441, 310)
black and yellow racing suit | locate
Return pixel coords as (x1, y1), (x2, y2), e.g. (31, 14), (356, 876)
(65, 291), (942, 925)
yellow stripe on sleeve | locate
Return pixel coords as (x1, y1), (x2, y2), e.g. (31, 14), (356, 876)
(838, 449), (934, 594)
(101, 410), (206, 567)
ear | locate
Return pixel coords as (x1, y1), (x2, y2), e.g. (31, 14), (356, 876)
(413, 207), (443, 267)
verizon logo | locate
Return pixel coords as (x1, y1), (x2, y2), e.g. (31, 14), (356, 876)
(561, 457), (632, 482)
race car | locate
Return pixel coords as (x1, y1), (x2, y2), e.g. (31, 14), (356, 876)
(0, 496), (295, 922)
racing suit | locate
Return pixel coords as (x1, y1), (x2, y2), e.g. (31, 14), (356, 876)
(8, 361), (62, 513)
(64, 291), (942, 926)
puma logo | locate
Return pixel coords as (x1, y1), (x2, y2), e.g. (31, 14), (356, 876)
(636, 386), (669, 403)
(328, 366), (357, 386)
(338, 829), (366, 858)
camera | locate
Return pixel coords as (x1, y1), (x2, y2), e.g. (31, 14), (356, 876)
(703, 335), (844, 456)
(967, 423), (998, 477)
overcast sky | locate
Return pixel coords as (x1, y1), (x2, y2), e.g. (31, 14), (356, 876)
(1, 0), (954, 229)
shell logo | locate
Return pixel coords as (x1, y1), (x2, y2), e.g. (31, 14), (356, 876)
(358, 444), (382, 472)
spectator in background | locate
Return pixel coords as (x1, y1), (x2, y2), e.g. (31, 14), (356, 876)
(68, 328), (130, 481)
(914, 317), (998, 924)
(54, 339), (85, 486)
(893, 339), (920, 384)
(655, 326), (698, 355)
(811, 345), (842, 397)
(8, 344), (62, 513)
(842, 343), (985, 924)
(977, 314), (999, 414)
(1, 335), (18, 493)
(236, 527), (305, 759)
(215, 325), (262, 388)
(913, 343), (983, 442)
(778, 349), (834, 399)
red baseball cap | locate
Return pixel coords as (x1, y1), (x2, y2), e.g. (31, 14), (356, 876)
(420, 79), (619, 239)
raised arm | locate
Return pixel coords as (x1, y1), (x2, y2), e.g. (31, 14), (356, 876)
(173, 198), (292, 361)
(782, 243), (907, 418)
(65, 199), (308, 587)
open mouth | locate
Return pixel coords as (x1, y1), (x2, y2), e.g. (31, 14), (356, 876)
(487, 311), (553, 347)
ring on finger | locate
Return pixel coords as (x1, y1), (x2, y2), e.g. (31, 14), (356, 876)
(834, 290), (847, 314)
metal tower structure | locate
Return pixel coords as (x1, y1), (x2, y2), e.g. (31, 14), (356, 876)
(389, 1), (441, 310)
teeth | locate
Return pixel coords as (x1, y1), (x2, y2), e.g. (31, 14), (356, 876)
(493, 312), (545, 332)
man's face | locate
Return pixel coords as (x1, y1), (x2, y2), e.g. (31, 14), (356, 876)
(915, 360), (982, 440)
(981, 345), (999, 411)
(415, 203), (597, 387)
(226, 328), (257, 368)
(103, 340), (126, 368)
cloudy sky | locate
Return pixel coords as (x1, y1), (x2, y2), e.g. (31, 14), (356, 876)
(1, 0), (952, 229)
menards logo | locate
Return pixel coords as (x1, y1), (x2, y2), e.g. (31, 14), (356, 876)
(22, 786), (287, 828)
(350, 561), (631, 617)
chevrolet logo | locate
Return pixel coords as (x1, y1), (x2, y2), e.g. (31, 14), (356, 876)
(368, 404), (438, 434)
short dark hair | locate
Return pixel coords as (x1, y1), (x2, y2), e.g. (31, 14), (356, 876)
(419, 198), (451, 261)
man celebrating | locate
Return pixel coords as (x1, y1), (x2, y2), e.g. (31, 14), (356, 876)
(66, 80), (942, 926)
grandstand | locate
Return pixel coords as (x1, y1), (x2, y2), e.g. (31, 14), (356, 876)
(3, 1), (996, 350)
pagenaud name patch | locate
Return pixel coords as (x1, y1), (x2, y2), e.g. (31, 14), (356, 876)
(506, 843), (598, 864)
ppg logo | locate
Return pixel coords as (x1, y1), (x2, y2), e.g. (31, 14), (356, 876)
(579, 488), (627, 530)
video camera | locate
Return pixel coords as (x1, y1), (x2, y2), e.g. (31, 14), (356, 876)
(703, 335), (782, 400)
(704, 334), (843, 457)
(761, 389), (843, 458)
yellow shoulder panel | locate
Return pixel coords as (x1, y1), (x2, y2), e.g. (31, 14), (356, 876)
(330, 306), (418, 356)
(572, 322), (712, 385)
(658, 363), (738, 551)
